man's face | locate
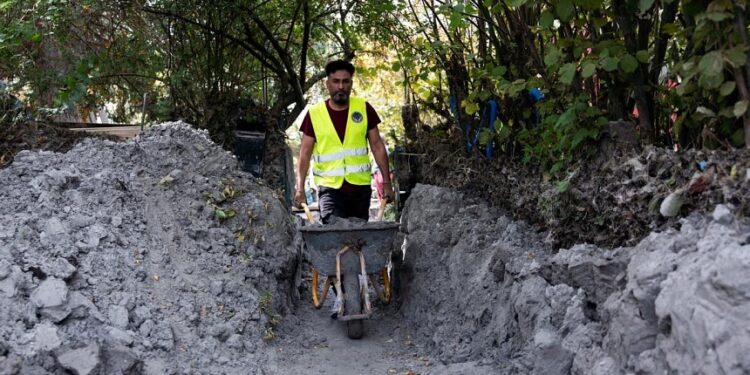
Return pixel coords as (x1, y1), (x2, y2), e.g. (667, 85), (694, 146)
(326, 70), (353, 105)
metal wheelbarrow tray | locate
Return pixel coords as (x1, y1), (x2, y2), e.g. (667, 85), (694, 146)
(299, 221), (400, 339)
(299, 222), (400, 275)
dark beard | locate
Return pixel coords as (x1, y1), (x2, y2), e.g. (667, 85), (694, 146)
(331, 91), (349, 104)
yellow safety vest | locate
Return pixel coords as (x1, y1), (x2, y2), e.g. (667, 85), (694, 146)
(309, 96), (371, 188)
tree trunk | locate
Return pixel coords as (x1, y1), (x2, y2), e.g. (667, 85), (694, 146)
(732, 0), (750, 147)
(613, 0), (654, 144)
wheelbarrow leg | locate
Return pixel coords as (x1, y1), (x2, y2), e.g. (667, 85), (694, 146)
(368, 268), (392, 304)
(311, 269), (334, 309)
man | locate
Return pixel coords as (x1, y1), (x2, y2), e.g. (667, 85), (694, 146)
(294, 60), (394, 223)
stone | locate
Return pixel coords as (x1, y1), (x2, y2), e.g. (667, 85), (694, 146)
(226, 334), (243, 350)
(106, 326), (135, 346)
(711, 204), (733, 225)
(143, 358), (167, 375)
(104, 345), (141, 374)
(30, 278), (72, 322)
(57, 344), (101, 375)
(85, 225), (108, 248)
(67, 292), (103, 321)
(69, 214), (95, 230)
(210, 280), (223, 295)
(0, 260), (11, 280)
(168, 169), (183, 180)
(152, 323), (174, 351)
(659, 191), (683, 218)
(108, 305), (129, 329)
(0, 267), (21, 297)
(0, 354), (22, 374)
(210, 324), (232, 342)
(34, 322), (61, 351)
(532, 329), (573, 375)
(132, 306), (151, 327)
(31, 278), (68, 308)
(40, 258), (76, 280)
(44, 217), (67, 236)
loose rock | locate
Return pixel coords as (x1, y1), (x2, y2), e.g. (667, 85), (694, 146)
(56, 344), (101, 375)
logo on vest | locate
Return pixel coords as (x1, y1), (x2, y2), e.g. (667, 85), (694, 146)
(351, 111), (364, 123)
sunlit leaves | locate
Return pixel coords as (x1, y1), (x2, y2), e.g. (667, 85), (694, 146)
(719, 81), (735, 96)
(619, 54), (639, 73)
(696, 106), (716, 117)
(559, 63), (577, 84)
(581, 61), (597, 78)
(733, 100), (748, 118)
(697, 51), (725, 89)
(539, 11), (555, 29)
(724, 46), (748, 67)
(600, 57), (619, 72)
(636, 50), (650, 63)
(495, 63), (509, 76)
(638, 0), (655, 14)
(699, 51), (724, 76)
(508, 0), (529, 8)
(573, 0), (603, 11)
(544, 47), (563, 66)
(462, 100), (478, 115)
(556, 0), (574, 22)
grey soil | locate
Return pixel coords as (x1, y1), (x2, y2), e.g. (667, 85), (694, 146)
(2, 122), (749, 374)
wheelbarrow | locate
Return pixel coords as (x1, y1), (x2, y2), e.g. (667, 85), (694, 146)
(298, 202), (399, 339)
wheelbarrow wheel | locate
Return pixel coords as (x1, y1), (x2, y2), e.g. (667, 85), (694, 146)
(343, 274), (364, 339)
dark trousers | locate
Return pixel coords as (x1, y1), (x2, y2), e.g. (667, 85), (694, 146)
(318, 185), (371, 224)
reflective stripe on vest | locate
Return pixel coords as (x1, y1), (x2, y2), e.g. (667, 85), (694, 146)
(312, 147), (368, 163)
(312, 163), (372, 177)
(309, 96), (372, 188)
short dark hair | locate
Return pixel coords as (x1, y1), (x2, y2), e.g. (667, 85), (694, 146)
(325, 60), (355, 77)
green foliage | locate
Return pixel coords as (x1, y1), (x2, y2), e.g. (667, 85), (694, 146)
(205, 180), (241, 223)
(365, 0), (750, 172)
(259, 289), (281, 340)
(2, 0), (749, 170)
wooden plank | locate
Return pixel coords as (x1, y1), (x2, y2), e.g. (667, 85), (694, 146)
(69, 126), (141, 140)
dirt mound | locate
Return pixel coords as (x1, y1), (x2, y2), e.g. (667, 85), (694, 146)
(399, 184), (750, 374)
(407, 126), (750, 248)
(0, 122), (298, 374)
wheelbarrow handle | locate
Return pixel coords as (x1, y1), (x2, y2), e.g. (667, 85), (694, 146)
(376, 199), (388, 221)
(301, 203), (315, 224)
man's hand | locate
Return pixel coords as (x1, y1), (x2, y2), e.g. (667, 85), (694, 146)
(294, 190), (307, 208)
(382, 183), (395, 203)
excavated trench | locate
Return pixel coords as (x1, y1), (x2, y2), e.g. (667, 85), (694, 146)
(1, 122), (749, 374)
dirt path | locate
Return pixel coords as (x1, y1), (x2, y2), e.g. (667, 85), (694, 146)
(265, 289), (429, 374)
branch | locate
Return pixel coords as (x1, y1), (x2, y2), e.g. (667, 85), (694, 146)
(249, 14), (304, 103)
(142, 6), (279, 75)
(299, 0), (311, 85)
(92, 73), (167, 83)
(732, 0), (750, 86)
(284, 0), (304, 54)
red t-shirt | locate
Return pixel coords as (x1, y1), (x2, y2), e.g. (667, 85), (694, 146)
(300, 99), (381, 192)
